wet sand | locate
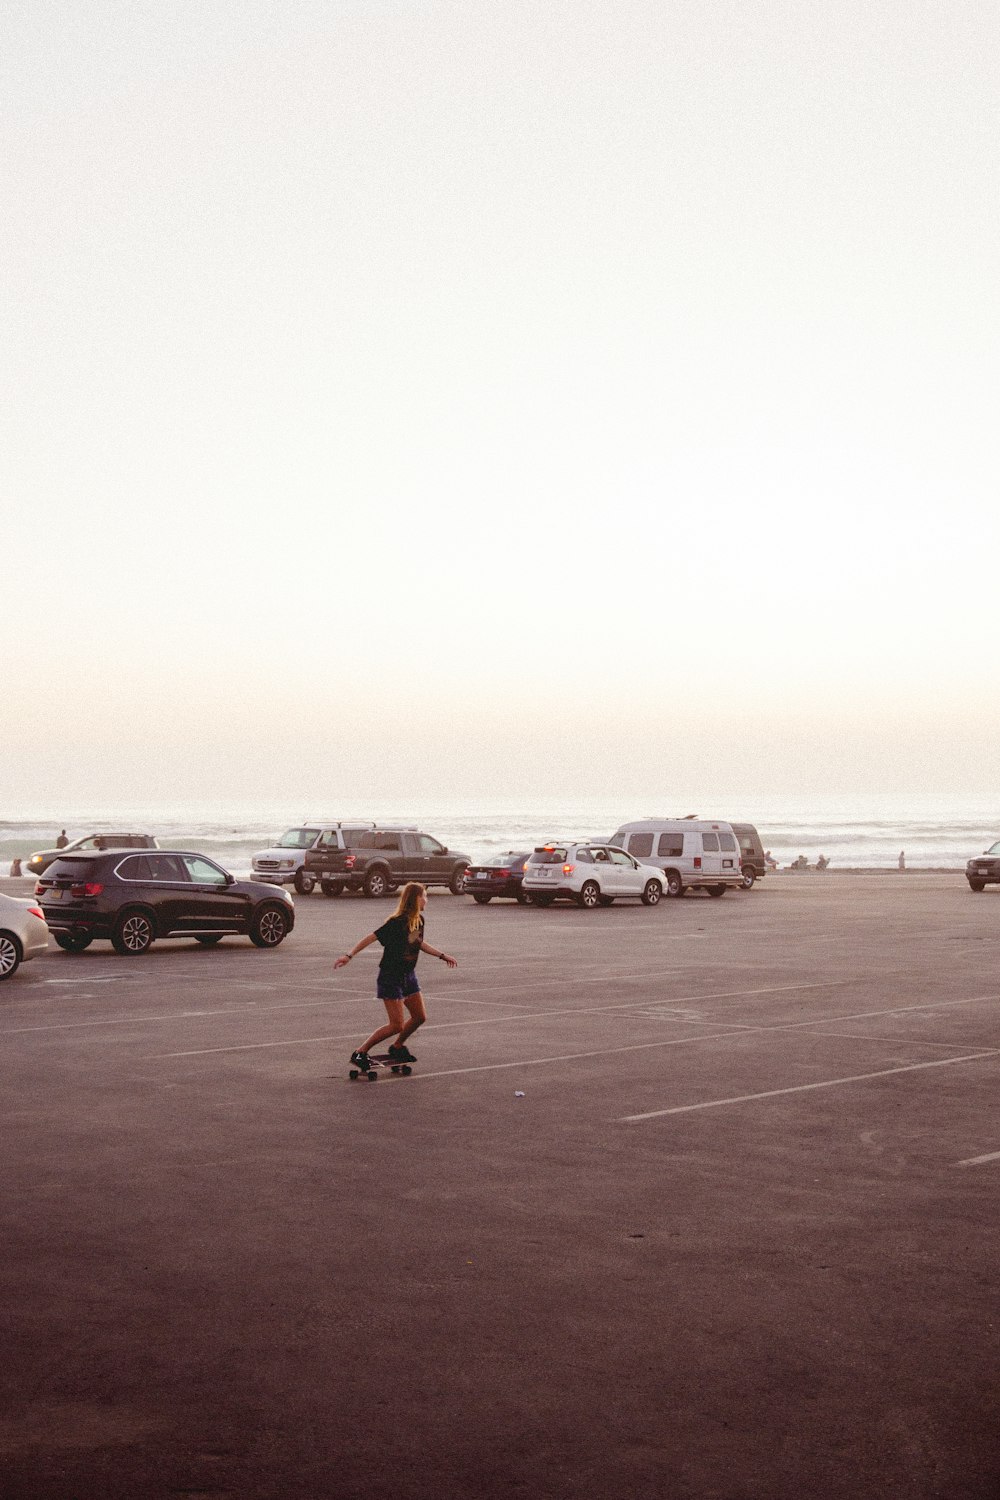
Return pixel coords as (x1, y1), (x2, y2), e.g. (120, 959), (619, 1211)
(1, 872), (998, 1498)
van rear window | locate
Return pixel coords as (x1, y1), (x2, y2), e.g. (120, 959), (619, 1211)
(530, 848), (568, 864)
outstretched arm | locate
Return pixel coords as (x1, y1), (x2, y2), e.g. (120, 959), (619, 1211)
(333, 933), (377, 969)
(420, 940), (458, 968)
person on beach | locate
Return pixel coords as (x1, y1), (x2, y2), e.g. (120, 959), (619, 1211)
(55, 830), (68, 849)
(898, 850), (906, 871)
(334, 881), (457, 1070)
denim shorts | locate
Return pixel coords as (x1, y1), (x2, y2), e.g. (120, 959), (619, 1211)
(377, 968), (421, 1001)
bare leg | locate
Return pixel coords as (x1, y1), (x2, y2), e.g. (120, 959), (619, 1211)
(359, 999), (404, 1055)
(396, 991), (427, 1045)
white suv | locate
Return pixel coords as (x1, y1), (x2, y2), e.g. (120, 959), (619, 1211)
(522, 843), (666, 909)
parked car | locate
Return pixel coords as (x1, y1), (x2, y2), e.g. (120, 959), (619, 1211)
(607, 819), (742, 896)
(464, 851), (532, 904)
(732, 823), (767, 889)
(966, 841), (1000, 892)
(252, 822), (376, 894)
(35, 851), (294, 955)
(0, 892), (49, 980)
(26, 832), (158, 879)
(304, 827), (470, 898)
(522, 843), (666, 909)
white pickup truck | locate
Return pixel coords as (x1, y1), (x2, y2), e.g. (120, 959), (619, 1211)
(251, 822), (375, 895)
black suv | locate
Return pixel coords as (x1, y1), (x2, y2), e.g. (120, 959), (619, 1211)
(966, 841), (1000, 892)
(36, 851), (295, 955)
(732, 823), (767, 889)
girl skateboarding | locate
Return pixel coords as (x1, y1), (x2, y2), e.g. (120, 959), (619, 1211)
(335, 881), (457, 1070)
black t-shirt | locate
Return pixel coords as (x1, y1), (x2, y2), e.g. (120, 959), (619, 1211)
(374, 914), (424, 977)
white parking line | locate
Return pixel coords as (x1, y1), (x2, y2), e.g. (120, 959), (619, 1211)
(956, 1150), (1000, 1167)
(44, 977), (124, 985)
(147, 982), (840, 1058)
(619, 1051), (1000, 1122)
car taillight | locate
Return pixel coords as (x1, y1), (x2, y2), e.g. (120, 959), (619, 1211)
(70, 882), (104, 898)
(693, 857), (701, 869)
(28, 907), (45, 919)
(563, 864), (575, 875)
(344, 855), (356, 869)
(34, 882), (44, 896)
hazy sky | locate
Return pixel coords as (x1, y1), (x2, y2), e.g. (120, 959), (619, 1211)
(4, 0), (998, 810)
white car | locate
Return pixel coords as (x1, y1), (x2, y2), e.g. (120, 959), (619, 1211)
(522, 843), (666, 909)
(0, 892), (49, 980)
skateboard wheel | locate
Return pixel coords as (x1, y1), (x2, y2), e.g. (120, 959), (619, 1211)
(402, 1065), (412, 1075)
(366, 1071), (378, 1081)
(391, 1064), (400, 1074)
(349, 1069), (358, 1080)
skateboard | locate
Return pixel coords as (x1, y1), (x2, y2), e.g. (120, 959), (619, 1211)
(349, 1053), (414, 1081)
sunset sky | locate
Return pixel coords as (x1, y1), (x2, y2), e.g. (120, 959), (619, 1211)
(5, 0), (998, 811)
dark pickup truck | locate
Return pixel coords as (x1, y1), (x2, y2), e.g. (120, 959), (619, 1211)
(304, 828), (471, 898)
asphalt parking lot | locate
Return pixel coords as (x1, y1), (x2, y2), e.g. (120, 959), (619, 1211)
(2, 873), (999, 1499)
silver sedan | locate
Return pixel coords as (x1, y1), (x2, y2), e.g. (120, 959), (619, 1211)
(0, 892), (49, 980)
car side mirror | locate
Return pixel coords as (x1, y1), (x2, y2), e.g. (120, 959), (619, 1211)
(440, 847), (448, 855)
(224, 873), (235, 886)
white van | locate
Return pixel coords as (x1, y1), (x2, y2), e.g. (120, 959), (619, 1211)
(607, 818), (742, 897)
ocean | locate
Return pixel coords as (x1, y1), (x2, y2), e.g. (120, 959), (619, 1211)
(2, 794), (997, 874)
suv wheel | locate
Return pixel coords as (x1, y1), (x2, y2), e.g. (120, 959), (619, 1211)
(969, 879), (986, 892)
(449, 866), (468, 895)
(740, 870), (756, 890)
(578, 880), (600, 910)
(641, 880), (662, 906)
(0, 931), (22, 980)
(294, 869), (316, 895)
(363, 867), (390, 898)
(112, 910), (155, 955)
(708, 885), (727, 897)
(321, 880), (344, 897)
(54, 933), (93, 952)
(250, 905), (289, 948)
(664, 871), (684, 898)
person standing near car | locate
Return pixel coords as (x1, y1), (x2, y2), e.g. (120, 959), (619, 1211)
(334, 881), (457, 1070)
(55, 830), (68, 848)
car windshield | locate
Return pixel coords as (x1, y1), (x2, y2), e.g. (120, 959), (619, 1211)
(275, 828), (320, 848)
(986, 842), (1000, 855)
(530, 848), (568, 864)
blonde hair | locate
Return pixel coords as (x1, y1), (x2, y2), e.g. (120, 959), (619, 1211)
(393, 882), (426, 934)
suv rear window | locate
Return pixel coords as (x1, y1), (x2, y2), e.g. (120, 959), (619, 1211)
(45, 857), (101, 880)
(530, 848), (568, 864)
